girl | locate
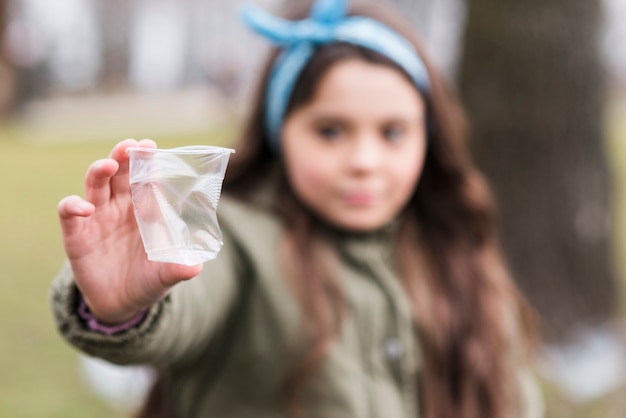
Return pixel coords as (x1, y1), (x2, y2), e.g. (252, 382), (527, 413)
(51, 0), (543, 417)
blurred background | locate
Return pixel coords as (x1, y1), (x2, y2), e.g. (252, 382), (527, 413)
(0, 0), (625, 416)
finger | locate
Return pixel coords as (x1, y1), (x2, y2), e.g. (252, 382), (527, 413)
(109, 138), (140, 160)
(58, 195), (95, 237)
(159, 263), (203, 287)
(58, 195), (95, 219)
(138, 138), (158, 148)
(109, 138), (156, 164)
(110, 138), (157, 196)
(84, 159), (119, 206)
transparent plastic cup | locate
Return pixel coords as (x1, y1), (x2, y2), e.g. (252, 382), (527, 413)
(126, 145), (235, 266)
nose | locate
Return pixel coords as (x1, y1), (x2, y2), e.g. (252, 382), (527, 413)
(346, 134), (383, 173)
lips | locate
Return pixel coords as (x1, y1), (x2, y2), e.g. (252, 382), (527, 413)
(342, 191), (377, 206)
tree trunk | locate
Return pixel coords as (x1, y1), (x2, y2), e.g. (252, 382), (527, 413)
(0, 0), (15, 118)
(95, 0), (135, 90)
(458, 0), (616, 342)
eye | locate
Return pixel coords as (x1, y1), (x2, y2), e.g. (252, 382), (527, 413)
(316, 125), (342, 140)
(382, 124), (405, 142)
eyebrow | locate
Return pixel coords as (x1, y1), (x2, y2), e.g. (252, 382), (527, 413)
(307, 111), (424, 125)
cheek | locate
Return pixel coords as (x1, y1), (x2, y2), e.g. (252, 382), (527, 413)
(392, 144), (426, 195)
(285, 150), (336, 201)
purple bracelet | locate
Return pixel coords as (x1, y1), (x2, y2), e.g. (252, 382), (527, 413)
(78, 297), (147, 335)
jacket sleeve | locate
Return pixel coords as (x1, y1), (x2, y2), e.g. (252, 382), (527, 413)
(50, 217), (246, 369)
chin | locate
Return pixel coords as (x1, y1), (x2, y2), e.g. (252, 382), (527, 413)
(333, 217), (388, 233)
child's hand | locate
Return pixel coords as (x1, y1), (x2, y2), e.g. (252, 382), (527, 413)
(57, 139), (203, 324)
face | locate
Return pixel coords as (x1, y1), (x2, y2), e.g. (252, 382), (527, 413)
(281, 59), (427, 232)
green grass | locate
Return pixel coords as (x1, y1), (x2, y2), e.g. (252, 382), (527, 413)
(0, 124), (235, 417)
(0, 97), (625, 417)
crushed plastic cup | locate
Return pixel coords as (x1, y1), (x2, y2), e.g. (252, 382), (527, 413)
(126, 145), (235, 266)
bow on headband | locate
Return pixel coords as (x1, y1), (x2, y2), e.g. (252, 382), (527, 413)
(241, 0), (430, 152)
(241, 0), (348, 45)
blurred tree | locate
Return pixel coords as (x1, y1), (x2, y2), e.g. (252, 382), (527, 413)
(95, 0), (135, 90)
(0, 0), (6, 51)
(459, 0), (616, 342)
(0, 0), (16, 117)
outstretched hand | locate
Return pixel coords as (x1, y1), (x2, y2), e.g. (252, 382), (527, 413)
(57, 139), (202, 324)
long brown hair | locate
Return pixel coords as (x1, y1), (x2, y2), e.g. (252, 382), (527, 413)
(139, 2), (537, 418)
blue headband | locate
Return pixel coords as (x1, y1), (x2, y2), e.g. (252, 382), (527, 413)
(241, 0), (430, 153)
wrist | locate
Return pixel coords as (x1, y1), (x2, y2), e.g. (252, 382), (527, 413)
(78, 297), (147, 335)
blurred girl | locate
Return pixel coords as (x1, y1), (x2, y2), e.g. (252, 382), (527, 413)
(51, 0), (542, 417)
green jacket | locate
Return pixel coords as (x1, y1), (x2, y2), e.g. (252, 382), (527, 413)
(51, 196), (543, 418)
